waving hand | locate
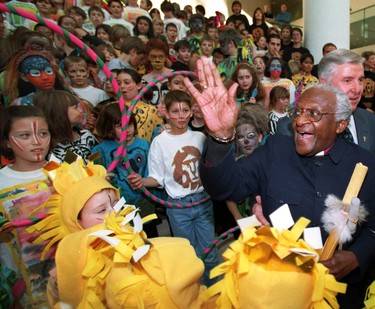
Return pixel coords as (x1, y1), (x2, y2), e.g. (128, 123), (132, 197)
(184, 58), (239, 138)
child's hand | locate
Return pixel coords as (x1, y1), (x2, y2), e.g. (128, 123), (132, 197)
(128, 173), (143, 190)
(158, 124), (171, 135)
(83, 114), (96, 131)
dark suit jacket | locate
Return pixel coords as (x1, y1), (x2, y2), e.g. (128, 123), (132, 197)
(354, 107), (375, 153)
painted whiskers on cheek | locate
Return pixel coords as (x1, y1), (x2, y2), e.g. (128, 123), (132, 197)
(10, 136), (24, 152)
(125, 84), (136, 93)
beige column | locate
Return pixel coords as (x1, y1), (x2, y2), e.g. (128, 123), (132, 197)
(303, 0), (350, 63)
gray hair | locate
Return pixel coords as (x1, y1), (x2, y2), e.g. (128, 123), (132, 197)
(318, 49), (364, 82)
(303, 83), (352, 121)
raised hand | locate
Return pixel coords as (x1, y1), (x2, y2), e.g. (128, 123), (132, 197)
(184, 58), (239, 138)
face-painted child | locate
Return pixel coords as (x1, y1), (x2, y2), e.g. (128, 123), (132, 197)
(165, 94), (192, 135)
(148, 48), (167, 71)
(116, 70), (142, 102)
(65, 59), (90, 89)
(4, 107), (51, 170)
(20, 55), (56, 91)
(236, 123), (262, 156)
(269, 58), (283, 80)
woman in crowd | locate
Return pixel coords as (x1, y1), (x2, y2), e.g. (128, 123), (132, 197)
(292, 53), (319, 98)
(226, 62), (266, 107)
(248, 7), (269, 43)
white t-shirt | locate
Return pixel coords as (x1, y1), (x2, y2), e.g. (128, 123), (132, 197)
(0, 165), (47, 190)
(122, 6), (151, 25)
(71, 85), (109, 106)
(148, 130), (206, 199)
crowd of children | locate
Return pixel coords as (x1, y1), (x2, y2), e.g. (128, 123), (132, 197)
(0, 0), (366, 307)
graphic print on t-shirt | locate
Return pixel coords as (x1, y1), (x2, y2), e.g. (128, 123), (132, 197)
(172, 146), (202, 190)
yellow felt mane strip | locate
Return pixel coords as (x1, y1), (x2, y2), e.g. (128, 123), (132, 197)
(202, 218), (347, 308)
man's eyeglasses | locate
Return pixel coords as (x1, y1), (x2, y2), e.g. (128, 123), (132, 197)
(288, 108), (337, 122)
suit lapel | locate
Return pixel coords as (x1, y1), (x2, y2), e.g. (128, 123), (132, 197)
(353, 109), (370, 150)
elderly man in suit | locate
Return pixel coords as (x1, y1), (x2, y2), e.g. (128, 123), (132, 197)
(184, 58), (375, 309)
(277, 49), (375, 154)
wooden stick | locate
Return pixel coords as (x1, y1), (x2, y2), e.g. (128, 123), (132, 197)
(319, 163), (368, 261)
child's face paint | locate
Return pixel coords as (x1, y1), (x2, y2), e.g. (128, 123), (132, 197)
(66, 63), (89, 88)
(148, 49), (166, 70)
(31, 120), (40, 142)
(20, 56), (56, 90)
(117, 72), (140, 101)
(166, 102), (192, 132)
(78, 189), (118, 229)
(24, 66), (55, 90)
(269, 59), (282, 79)
(236, 123), (261, 156)
(9, 117), (50, 164)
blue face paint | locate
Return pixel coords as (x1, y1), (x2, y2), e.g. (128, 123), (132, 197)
(269, 63), (282, 72)
(19, 56), (51, 75)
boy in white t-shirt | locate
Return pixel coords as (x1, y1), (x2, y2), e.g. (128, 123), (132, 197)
(128, 90), (219, 287)
(64, 55), (108, 107)
(104, 0), (133, 35)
